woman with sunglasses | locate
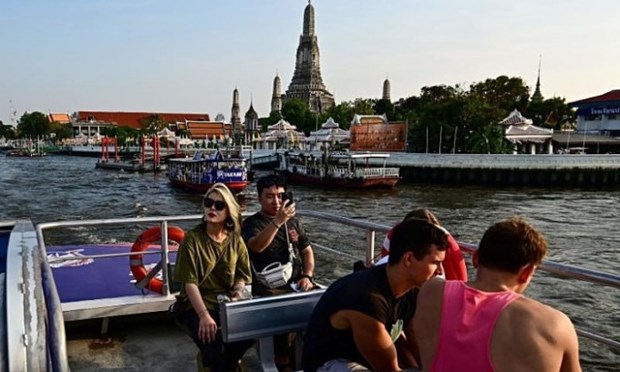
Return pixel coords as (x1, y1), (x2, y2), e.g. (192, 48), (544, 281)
(173, 183), (254, 372)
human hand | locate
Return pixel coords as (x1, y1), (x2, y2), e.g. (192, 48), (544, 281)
(297, 276), (313, 292)
(275, 199), (296, 226)
(198, 311), (218, 344)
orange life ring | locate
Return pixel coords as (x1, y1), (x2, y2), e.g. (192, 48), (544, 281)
(130, 226), (185, 293)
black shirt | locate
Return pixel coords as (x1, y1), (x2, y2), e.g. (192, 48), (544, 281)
(302, 265), (417, 371)
(242, 212), (311, 288)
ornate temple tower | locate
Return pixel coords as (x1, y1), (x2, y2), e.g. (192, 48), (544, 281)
(285, 1), (334, 114)
(271, 72), (283, 114)
(231, 87), (241, 128)
(382, 77), (391, 102)
(531, 55), (544, 102)
(244, 101), (259, 145)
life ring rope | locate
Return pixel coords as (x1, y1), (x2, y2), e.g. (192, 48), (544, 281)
(130, 226), (185, 294)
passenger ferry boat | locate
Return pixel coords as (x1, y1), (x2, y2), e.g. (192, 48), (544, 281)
(1, 211), (618, 371)
(277, 150), (401, 189)
(166, 150), (249, 193)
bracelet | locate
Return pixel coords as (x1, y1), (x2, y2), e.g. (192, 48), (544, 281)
(270, 220), (281, 228)
(197, 308), (209, 317)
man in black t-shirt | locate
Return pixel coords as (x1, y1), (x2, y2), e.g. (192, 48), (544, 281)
(242, 175), (315, 370)
(302, 219), (449, 372)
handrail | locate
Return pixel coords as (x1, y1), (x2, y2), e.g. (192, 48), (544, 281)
(32, 210), (620, 362)
(296, 209), (620, 351)
(40, 257), (69, 372)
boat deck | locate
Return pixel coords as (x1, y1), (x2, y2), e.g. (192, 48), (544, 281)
(2, 213), (619, 371)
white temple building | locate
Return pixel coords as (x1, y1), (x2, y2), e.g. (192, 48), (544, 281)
(500, 110), (554, 154)
(255, 119), (306, 150)
(305, 117), (350, 151)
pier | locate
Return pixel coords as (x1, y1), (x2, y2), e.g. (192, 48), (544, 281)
(250, 151), (620, 187)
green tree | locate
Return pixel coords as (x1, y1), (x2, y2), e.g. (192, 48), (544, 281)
(0, 121), (17, 140)
(469, 75), (530, 113)
(351, 98), (376, 115)
(526, 97), (575, 130)
(281, 98), (313, 134)
(48, 122), (73, 143)
(323, 102), (354, 129)
(373, 99), (394, 120)
(409, 85), (467, 153)
(17, 111), (50, 138)
(260, 110), (283, 131)
(141, 114), (167, 135)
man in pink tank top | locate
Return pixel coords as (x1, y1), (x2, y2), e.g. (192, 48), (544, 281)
(414, 217), (581, 372)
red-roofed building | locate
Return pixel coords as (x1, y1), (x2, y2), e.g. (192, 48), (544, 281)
(569, 90), (620, 136)
(49, 113), (72, 124)
(173, 120), (232, 140)
(75, 111), (211, 130)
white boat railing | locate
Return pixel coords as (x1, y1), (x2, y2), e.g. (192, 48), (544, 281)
(354, 167), (400, 178)
(296, 209), (620, 352)
(6, 210), (619, 371)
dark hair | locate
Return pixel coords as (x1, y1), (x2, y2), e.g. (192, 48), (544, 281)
(477, 217), (547, 274)
(403, 208), (439, 225)
(388, 219), (449, 264)
(256, 174), (287, 195)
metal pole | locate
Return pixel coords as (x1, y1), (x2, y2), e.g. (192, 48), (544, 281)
(452, 126), (458, 154)
(582, 122), (587, 154)
(438, 126), (443, 154)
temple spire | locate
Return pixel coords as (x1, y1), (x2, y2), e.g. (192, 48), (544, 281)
(286, 2), (334, 114)
(532, 55), (543, 102)
(303, 0), (315, 37)
(383, 75), (391, 102)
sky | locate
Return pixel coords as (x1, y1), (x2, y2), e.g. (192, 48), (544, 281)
(1, 0), (619, 125)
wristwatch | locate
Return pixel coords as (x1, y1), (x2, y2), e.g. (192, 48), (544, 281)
(299, 274), (315, 284)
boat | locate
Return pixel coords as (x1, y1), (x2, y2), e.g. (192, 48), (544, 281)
(1, 211), (618, 371)
(166, 150), (249, 193)
(276, 150), (401, 189)
(5, 147), (47, 157)
(95, 158), (167, 172)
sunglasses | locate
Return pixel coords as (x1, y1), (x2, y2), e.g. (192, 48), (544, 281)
(203, 198), (226, 211)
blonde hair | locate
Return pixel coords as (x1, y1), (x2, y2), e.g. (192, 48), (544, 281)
(204, 183), (242, 235)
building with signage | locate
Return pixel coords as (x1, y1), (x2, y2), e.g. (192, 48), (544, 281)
(569, 90), (620, 136)
(349, 114), (407, 152)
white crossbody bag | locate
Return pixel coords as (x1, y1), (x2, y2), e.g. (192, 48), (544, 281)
(252, 221), (296, 288)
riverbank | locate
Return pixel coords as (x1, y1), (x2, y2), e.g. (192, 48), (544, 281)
(252, 151), (620, 187)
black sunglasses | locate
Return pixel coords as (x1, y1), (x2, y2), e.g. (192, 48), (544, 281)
(203, 198), (226, 211)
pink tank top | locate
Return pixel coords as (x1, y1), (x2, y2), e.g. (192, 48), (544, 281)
(430, 281), (521, 372)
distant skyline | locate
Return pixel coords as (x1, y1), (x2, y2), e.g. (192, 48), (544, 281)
(1, 0), (619, 125)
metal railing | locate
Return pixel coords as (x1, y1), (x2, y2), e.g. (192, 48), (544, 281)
(296, 209), (620, 351)
(37, 214), (205, 298)
(15, 209), (619, 372)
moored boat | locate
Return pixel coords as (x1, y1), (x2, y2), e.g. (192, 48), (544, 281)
(277, 150), (400, 189)
(167, 150), (249, 193)
(6, 147), (47, 157)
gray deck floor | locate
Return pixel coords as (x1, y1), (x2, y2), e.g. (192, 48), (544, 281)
(65, 313), (263, 371)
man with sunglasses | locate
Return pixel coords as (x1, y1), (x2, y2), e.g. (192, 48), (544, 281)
(302, 219), (449, 372)
(242, 174), (316, 371)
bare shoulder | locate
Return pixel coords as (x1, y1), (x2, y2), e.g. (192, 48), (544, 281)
(501, 296), (577, 348)
(494, 297), (580, 371)
(417, 276), (445, 301)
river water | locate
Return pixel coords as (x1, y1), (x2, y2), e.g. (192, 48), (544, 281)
(1, 155), (618, 370)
